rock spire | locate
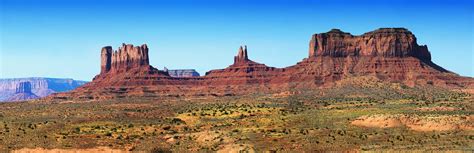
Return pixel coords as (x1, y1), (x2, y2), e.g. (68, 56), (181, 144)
(234, 45), (249, 64)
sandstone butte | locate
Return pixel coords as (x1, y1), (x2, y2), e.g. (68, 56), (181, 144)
(51, 28), (474, 100)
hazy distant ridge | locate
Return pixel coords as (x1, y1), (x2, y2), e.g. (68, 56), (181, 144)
(0, 77), (87, 101)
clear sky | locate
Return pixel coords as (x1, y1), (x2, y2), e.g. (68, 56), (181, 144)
(1, 0), (473, 81)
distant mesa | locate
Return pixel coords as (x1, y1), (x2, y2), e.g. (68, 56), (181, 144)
(166, 69), (200, 77)
(0, 78), (87, 102)
(16, 81), (33, 93)
(50, 28), (474, 100)
(5, 82), (39, 102)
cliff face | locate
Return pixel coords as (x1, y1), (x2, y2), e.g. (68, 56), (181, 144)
(309, 28), (431, 61)
(5, 82), (39, 102)
(101, 43), (150, 74)
(0, 78), (87, 101)
(301, 28), (450, 87)
(50, 28), (474, 100)
(16, 82), (32, 93)
(89, 43), (168, 90)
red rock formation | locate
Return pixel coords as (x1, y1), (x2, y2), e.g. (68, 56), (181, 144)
(303, 28), (452, 87)
(234, 45), (249, 65)
(94, 43), (165, 81)
(309, 28), (431, 60)
(204, 46), (281, 86)
(100, 46), (113, 74)
(100, 43), (150, 74)
(49, 28), (474, 100)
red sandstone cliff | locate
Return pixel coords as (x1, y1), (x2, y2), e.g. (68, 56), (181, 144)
(308, 28), (431, 60)
(299, 28), (454, 87)
(101, 43), (150, 74)
(50, 28), (474, 100)
(93, 43), (169, 81)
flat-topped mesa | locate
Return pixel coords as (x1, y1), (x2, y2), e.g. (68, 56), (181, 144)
(100, 43), (150, 74)
(308, 28), (431, 61)
(6, 81), (39, 101)
(233, 45), (249, 65)
(167, 69), (200, 77)
(16, 82), (32, 94)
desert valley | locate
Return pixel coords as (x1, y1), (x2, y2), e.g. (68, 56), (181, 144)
(0, 28), (472, 152)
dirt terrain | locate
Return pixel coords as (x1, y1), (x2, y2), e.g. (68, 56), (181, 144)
(1, 79), (472, 152)
(2, 28), (473, 152)
(13, 147), (127, 153)
(351, 114), (473, 131)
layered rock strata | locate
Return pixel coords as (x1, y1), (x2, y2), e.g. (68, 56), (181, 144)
(5, 82), (39, 101)
(101, 43), (150, 74)
(50, 28), (474, 100)
(308, 28), (431, 60)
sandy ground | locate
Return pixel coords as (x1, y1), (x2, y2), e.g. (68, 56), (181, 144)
(351, 114), (474, 132)
(13, 147), (132, 153)
(217, 144), (255, 153)
(415, 106), (459, 111)
(460, 88), (474, 94)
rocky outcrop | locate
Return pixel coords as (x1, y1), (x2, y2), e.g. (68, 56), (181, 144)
(93, 43), (167, 81)
(203, 46), (280, 86)
(101, 43), (150, 74)
(301, 28), (453, 87)
(0, 78), (87, 101)
(5, 82), (39, 102)
(309, 28), (431, 61)
(100, 46), (113, 74)
(233, 45), (249, 65)
(167, 69), (200, 77)
(50, 28), (474, 100)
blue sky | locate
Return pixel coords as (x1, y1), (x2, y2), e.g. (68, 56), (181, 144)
(1, 0), (473, 81)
